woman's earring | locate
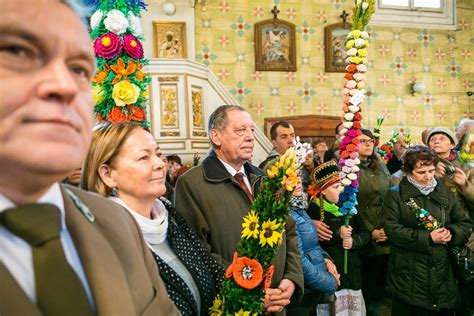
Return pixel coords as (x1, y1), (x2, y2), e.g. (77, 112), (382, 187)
(111, 186), (118, 196)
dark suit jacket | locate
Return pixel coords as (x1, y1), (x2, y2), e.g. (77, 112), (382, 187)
(0, 185), (180, 316)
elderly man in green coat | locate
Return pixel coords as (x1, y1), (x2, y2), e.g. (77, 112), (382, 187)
(175, 105), (303, 314)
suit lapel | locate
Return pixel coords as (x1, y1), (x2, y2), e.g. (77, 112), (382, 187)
(61, 188), (137, 315)
(0, 262), (42, 316)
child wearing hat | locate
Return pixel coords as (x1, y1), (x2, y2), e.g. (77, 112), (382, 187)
(307, 161), (371, 291)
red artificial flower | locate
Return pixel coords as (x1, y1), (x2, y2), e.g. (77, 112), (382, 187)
(346, 64), (357, 73)
(107, 107), (128, 123)
(123, 34), (144, 59)
(128, 105), (145, 121)
(94, 32), (122, 60)
(262, 265), (275, 291)
(346, 144), (357, 152)
(352, 138), (360, 145)
(353, 121), (362, 129)
(345, 73), (353, 80)
(353, 112), (362, 121)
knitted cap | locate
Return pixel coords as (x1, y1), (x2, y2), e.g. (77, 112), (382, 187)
(310, 161), (340, 191)
(427, 127), (457, 146)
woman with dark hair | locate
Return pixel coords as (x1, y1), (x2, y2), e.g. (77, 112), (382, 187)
(356, 129), (392, 310)
(82, 122), (224, 316)
(383, 145), (470, 315)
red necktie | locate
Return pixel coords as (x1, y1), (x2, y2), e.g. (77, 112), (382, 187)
(234, 172), (254, 203)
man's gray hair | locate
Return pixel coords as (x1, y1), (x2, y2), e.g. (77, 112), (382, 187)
(207, 105), (246, 148)
(62, 0), (93, 23)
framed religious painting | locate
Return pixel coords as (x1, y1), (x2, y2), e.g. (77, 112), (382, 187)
(324, 22), (352, 73)
(153, 21), (187, 59)
(254, 19), (296, 72)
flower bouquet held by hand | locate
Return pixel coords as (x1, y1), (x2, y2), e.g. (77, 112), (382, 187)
(210, 147), (303, 315)
(338, 0), (375, 274)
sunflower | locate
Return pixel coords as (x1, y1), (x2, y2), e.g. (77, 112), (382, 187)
(209, 296), (224, 316)
(234, 309), (258, 316)
(242, 211), (260, 239)
(259, 220), (282, 247)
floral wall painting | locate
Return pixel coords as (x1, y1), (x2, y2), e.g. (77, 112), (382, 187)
(254, 8), (296, 72)
(153, 21), (187, 58)
(325, 22), (353, 73)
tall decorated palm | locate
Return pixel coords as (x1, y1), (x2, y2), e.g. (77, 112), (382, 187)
(338, 0), (375, 274)
(86, 0), (150, 127)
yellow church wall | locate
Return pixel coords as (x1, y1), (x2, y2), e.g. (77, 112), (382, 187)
(194, 0), (473, 143)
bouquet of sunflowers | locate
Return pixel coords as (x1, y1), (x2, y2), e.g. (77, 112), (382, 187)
(210, 148), (300, 315)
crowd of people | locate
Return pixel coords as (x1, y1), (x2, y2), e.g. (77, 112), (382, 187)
(0, 1), (473, 316)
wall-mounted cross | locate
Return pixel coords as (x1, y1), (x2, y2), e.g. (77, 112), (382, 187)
(271, 5), (280, 20)
(340, 10), (349, 28)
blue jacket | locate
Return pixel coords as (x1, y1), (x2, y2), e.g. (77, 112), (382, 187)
(291, 206), (337, 294)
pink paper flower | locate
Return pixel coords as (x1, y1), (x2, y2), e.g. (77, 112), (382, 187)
(123, 34), (144, 59)
(94, 32), (122, 59)
(346, 129), (358, 137)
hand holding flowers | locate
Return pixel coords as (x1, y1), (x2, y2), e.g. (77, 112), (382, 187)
(430, 228), (452, 245)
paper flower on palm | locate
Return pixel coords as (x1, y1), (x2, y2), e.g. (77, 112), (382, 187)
(112, 80), (140, 106)
(94, 32), (122, 59)
(107, 107), (128, 123)
(242, 211), (260, 239)
(104, 9), (129, 35)
(259, 220), (282, 247)
(128, 105), (146, 121)
(90, 9), (104, 30)
(225, 253), (263, 290)
(123, 34), (144, 59)
(127, 12), (143, 36)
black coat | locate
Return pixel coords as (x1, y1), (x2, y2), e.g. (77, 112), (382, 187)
(382, 177), (471, 311)
(308, 203), (371, 290)
(152, 198), (224, 316)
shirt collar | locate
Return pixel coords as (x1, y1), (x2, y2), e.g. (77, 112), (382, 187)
(0, 183), (66, 229)
(218, 157), (246, 178)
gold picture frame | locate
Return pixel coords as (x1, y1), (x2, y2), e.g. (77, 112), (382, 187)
(153, 21), (187, 59)
(324, 22), (352, 73)
(254, 19), (296, 72)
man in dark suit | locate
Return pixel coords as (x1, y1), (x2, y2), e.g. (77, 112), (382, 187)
(0, 1), (179, 314)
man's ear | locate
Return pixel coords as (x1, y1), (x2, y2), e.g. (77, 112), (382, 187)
(210, 129), (222, 147)
(98, 164), (116, 189)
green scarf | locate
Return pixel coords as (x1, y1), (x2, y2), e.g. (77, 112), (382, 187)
(313, 198), (343, 217)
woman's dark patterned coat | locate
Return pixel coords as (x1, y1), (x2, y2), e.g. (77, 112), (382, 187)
(153, 198), (224, 316)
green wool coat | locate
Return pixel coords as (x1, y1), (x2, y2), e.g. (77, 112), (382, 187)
(357, 158), (392, 256)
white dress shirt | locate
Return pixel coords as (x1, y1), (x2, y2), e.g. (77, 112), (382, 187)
(218, 158), (253, 194)
(0, 183), (94, 307)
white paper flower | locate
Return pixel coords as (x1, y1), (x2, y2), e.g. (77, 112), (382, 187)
(104, 10), (129, 35)
(342, 88), (351, 96)
(348, 105), (360, 113)
(349, 89), (359, 96)
(352, 166), (360, 172)
(342, 166), (352, 173)
(354, 158), (361, 165)
(361, 31), (370, 39)
(128, 12), (143, 36)
(344, 113), (355, 121)
(90, 10), (104, 30)
(347, 48), (358, 56)
(345, 159), (355, 167)
(354, 38), (366, 48)
(343, 122), (354, 128)
(345, 80), (357, 89)
(357, 0), (363, 6)
(362, 2), (369, 10)
(356, 64), (367, 72)
(342, 178), (352, 186)
(353, 73), (366, 81)
(347, 173), (357, 180)
(340, 128), (348, 136)
(357, 81), (365, 89)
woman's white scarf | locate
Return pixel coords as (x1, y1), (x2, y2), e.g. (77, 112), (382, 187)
(407, 175), (437, 196)
(109, 197), (168, 244)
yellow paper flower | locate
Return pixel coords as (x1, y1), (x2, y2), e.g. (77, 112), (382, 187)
(112, 80), (140, 107)
(267, 165), (279, 179)
(282, 172), (298, 191)
(234, 310), (258, 316)
(242, 211), (260, 239)
(357, 49), (368, 57)
(92, 85), (105, 105)
(350, 30), (362, 39)
(259, 220), (282, 247)
(346, 40), (355, 48)
(209, 297), (224, 316)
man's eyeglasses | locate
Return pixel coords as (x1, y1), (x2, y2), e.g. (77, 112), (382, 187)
(359, 139), (375, 145)
(233, 126), (255, 137)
